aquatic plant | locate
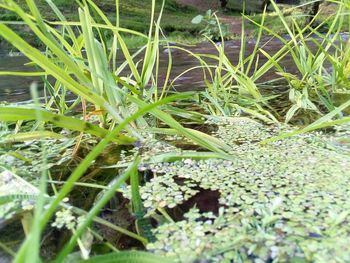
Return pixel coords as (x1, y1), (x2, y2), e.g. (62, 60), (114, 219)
(1, 0), (350, 262)
(191, 9), (230, 41)
(258, 0), (350, 123)
(120, 117), (350, 262)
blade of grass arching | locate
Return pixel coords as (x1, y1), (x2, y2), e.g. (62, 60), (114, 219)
(130, 158), (155, 243)
(239, 6), (246, 72)
(115, 45), (146, 77)
(0, 131), (64, 144)
(0, 107), (135, 144)
(269, 1), (299, 48)
(19, 85), (48, 263)
(146, 151), (234, 163)
(0, 241), (15, 258)
(162, 105), (204, 123)
(0, 24), (106, 106)
(159, 30), (173, 100)
(0, 71), (47, 76)
(167, 45), (215, 83)
(127, 95), (230, 153)
(115, 32), (142, 84)
(25, 0), (60, 49)
(54, 158), (142, 262)
(6, 0), (89, 83)
(243, 14), (311, 81)
(48, 21), (148, 38)
(170, 65), (216, 88)
(79, 7), (103, 97)
(141, 0), (157, 87)
(76, 251), (175, 263)
(44, 0), (80, 51)
(309, 99), (350, 127)
(14, 93), (196, 263)
(112, 0), (120, 72)
(245, 6), (266, 75)
(68, 205), (146, 244)
(261, 117), (350, 144)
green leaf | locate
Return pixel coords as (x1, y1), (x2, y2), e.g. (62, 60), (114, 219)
(0, 131), (64, 143)
(147, 151), (234, 163)
(191, 15), (203, 24)
(0, 107), (135, 144)
(76, 251), (175, 263)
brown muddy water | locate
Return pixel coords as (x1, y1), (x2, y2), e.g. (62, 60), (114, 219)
(0, 36), (303, 103)
(0, 34), (348, 103)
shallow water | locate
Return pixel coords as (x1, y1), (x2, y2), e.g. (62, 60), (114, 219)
(0, 34), (344, 102)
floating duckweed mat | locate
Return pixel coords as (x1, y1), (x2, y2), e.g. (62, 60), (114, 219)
(121, 117), (350, 262)
(0, 135), (76, 221)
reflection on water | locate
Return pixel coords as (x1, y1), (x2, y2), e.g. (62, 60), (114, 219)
(0, 34), (345, 103)
(0, 54), (46, 102)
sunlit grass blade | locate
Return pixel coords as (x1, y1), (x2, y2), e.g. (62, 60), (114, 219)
(146, 151), (234, 163)
(0, 106), (135, 144)
(54, 158), (142, 261)
(0, 23), (105, 106)
(261, 117), (350, 144)
(13, 93), (202, 262)
(0, 131), (64, 143)
(0, 71), (47, 76)
(76, 251), (175, 263)
(148, 127), (231, 151)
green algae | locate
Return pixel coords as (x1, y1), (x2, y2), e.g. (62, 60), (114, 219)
(120, 117), (350, 262)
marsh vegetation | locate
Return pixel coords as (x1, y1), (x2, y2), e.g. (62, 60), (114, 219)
(0, 0), (350, 262)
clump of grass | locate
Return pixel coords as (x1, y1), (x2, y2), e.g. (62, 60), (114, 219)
(1, 0), (350, 262)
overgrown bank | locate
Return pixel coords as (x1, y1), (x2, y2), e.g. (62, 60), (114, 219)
(0, 0), (350, 262)
(0, 0), (201, 49)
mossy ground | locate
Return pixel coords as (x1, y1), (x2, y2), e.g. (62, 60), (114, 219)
(0, 1), (344, 50)
(0, 0), (203, 49)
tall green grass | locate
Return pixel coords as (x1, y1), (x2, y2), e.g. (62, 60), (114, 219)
(0, 0), (228, 152)
(1, 0), (350, 262)
(0, 0), (228, 262)
(192, 0), (350, 127)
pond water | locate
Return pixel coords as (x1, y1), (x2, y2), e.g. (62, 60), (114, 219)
(0, 34), (343, 103)
(0, 37), (289, 102)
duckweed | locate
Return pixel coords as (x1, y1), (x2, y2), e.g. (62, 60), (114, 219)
(120, 117), (350, 262)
